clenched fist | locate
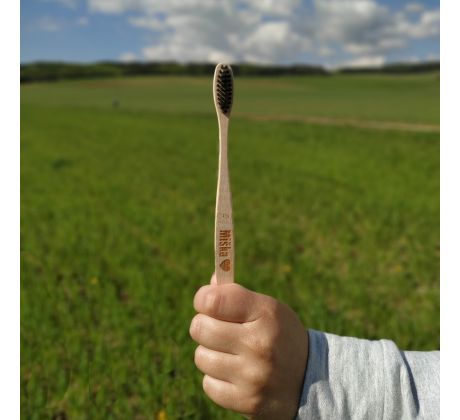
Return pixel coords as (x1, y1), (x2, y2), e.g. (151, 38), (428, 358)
(190, 274), (309, 419)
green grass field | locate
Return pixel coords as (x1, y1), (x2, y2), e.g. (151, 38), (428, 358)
(21, 73), (439, 419)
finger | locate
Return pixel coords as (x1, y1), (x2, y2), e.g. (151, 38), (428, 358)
(190, 313), (244, 354)
(194, 345), (239, 383)
(194, 283), (268, 323)
(202, 375), (235, 410)
(202, 375), (257, 416)
(202, 375), (241, 413)
(210, 272), (217, 285)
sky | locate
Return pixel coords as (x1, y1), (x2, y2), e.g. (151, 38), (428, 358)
(21, 0), (440, 68)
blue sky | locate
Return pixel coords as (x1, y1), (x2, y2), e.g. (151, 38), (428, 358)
(21, 0), (440, 67)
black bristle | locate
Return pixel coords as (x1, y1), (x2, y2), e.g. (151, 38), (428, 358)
(216, 64), (233, 116)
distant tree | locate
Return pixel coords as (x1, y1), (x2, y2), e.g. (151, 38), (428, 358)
(20, 61), (439, 83)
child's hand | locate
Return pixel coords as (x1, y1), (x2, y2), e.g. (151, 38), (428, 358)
(190, 274), (309, 419)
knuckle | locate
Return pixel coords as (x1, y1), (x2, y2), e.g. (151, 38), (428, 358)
(262, 296), (281, 319)
(245, 365), (270, 389)
(205, 290), (224, 315)
(248, 335), (270, 357)
(245, 393), (266, 416)
(260, 344), (277, 365)
(246, 332), (278, 364)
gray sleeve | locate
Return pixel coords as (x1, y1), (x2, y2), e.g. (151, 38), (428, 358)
(296, 330), (439, 420)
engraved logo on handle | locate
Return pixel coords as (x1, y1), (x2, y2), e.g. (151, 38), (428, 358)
(219, 229), (232, 257)
(218, 230), (232, 272)
(220, 259), (231, 271)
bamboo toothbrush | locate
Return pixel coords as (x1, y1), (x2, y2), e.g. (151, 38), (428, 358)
(213, 63), (234, 284)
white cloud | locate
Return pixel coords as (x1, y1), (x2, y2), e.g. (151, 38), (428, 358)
(392, 10), (440, 39)
(33, 16), (62, 32)
(317, 46), (334, 57)
(76, 16), (89, 26)
(344, 38), (406, 56)
(42, 0), (78, 9)
(405, 2), (425, 14)
(248, 0), (301, 16)
(143, 44), (236, 63)
(407, 56), (421, 63)
(88, 0), (300, 16)
(30, 15), (91, 32)
(113, 1), (310, 63)
(87, 0), (439, 65)
(340, 55), (386, 69)
(238, 21), (311, 63)
(128, 16), (166, 31)
(426, 53), (439, 61)
(313, 0), (438, 56)
(119, 52), (138, 62)
(419, 10), (440, 36)
(88, 0), (126, 14)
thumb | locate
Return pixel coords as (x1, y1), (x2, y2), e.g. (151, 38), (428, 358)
(193, 282), (269, 323)
(210, 272), (217, 285)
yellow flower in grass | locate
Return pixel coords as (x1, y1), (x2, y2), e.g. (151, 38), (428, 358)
(157, 409), (167, 420)
(280, 264), (292, 274)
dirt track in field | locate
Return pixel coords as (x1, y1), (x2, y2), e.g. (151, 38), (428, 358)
(240, 113), (440, 133)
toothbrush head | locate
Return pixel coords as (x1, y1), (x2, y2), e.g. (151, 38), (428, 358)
(214, 63), (234, 117)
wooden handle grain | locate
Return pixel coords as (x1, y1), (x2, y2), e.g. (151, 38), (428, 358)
(215, 115), (234, 284)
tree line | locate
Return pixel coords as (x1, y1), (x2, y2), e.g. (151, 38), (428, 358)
(20, 61), (440, 83)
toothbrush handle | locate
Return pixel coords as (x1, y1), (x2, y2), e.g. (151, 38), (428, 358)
(215, 117), (234, 284)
